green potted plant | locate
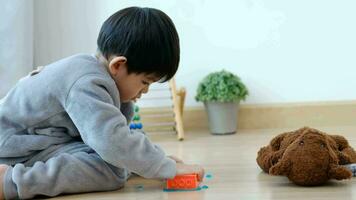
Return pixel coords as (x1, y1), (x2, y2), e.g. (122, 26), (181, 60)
(195, 70), (248, 135)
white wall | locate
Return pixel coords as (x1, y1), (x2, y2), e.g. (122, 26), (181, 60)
(33, 0), (104, 65)
(32, 0), (356, 106)
(0, 0), (33, 97)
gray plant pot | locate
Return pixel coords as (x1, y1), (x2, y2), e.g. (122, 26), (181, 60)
(204, 101), (239, 135)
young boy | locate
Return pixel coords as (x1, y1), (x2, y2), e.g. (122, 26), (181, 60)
(0, 7), (204, 199)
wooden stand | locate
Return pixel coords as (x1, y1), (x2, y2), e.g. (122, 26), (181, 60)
(132, 77), (186, 141)
(169, 78), (186, 141)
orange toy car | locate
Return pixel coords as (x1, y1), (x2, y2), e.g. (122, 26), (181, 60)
(166, 174), (200, 190)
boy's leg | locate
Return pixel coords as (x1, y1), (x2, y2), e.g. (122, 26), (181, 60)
(2, 142), (128, 199)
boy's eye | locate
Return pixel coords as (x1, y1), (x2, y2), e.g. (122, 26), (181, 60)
(142, 81), (149, 85)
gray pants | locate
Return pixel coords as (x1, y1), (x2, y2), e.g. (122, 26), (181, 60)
(1, 141), (128, 199)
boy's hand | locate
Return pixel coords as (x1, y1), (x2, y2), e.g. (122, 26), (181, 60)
(168, 155), (183, 163)
(176, 163), (205, 182)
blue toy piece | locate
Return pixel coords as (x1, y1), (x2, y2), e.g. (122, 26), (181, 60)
(135, 185), (144, 191)
(136, 123), (143, 129)
(129, 123), (136, 129)
(205, 174), (213, 179)
(129, 123), (144, 130)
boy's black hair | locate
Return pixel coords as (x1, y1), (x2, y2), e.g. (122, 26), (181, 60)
(97, 7), (180, 82)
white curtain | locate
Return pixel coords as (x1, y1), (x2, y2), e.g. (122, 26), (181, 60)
(0, 0), (33, 98)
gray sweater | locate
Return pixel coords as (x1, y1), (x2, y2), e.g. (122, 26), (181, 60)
(0, 54), (176, 179)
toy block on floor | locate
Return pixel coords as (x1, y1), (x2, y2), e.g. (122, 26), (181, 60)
(166, 174), (199, 190)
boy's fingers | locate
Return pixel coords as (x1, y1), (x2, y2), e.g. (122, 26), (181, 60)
(194, 166), (204, 182)
(199, 169), (205, 182)
(168, 155), (184, 163)
(174, 157), (183, 163)
(175, 163), (205, 182)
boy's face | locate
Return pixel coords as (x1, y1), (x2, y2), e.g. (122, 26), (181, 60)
(108, 56), (159, 103)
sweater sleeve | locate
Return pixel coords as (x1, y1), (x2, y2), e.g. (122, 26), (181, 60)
(64, 74), (176, 179)
(120, 101), (134, 124)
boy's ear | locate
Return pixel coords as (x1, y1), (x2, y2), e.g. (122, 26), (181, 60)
(108, 56), (127, 76)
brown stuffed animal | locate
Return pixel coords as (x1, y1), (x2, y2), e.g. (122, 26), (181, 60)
(257, 127), (356, 186)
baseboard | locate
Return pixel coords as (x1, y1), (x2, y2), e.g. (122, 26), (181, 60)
(139, 100), (356, 131)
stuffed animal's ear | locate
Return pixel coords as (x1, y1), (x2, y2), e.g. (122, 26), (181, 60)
(270, 133), (288, 151)
(269, 159), (291, 176)
(328, 165), (352, 180)
(338, 151), (352, 165)
(330, 135), (349, 150)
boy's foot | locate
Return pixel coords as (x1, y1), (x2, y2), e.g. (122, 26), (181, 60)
(0, 164), (9, 200)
